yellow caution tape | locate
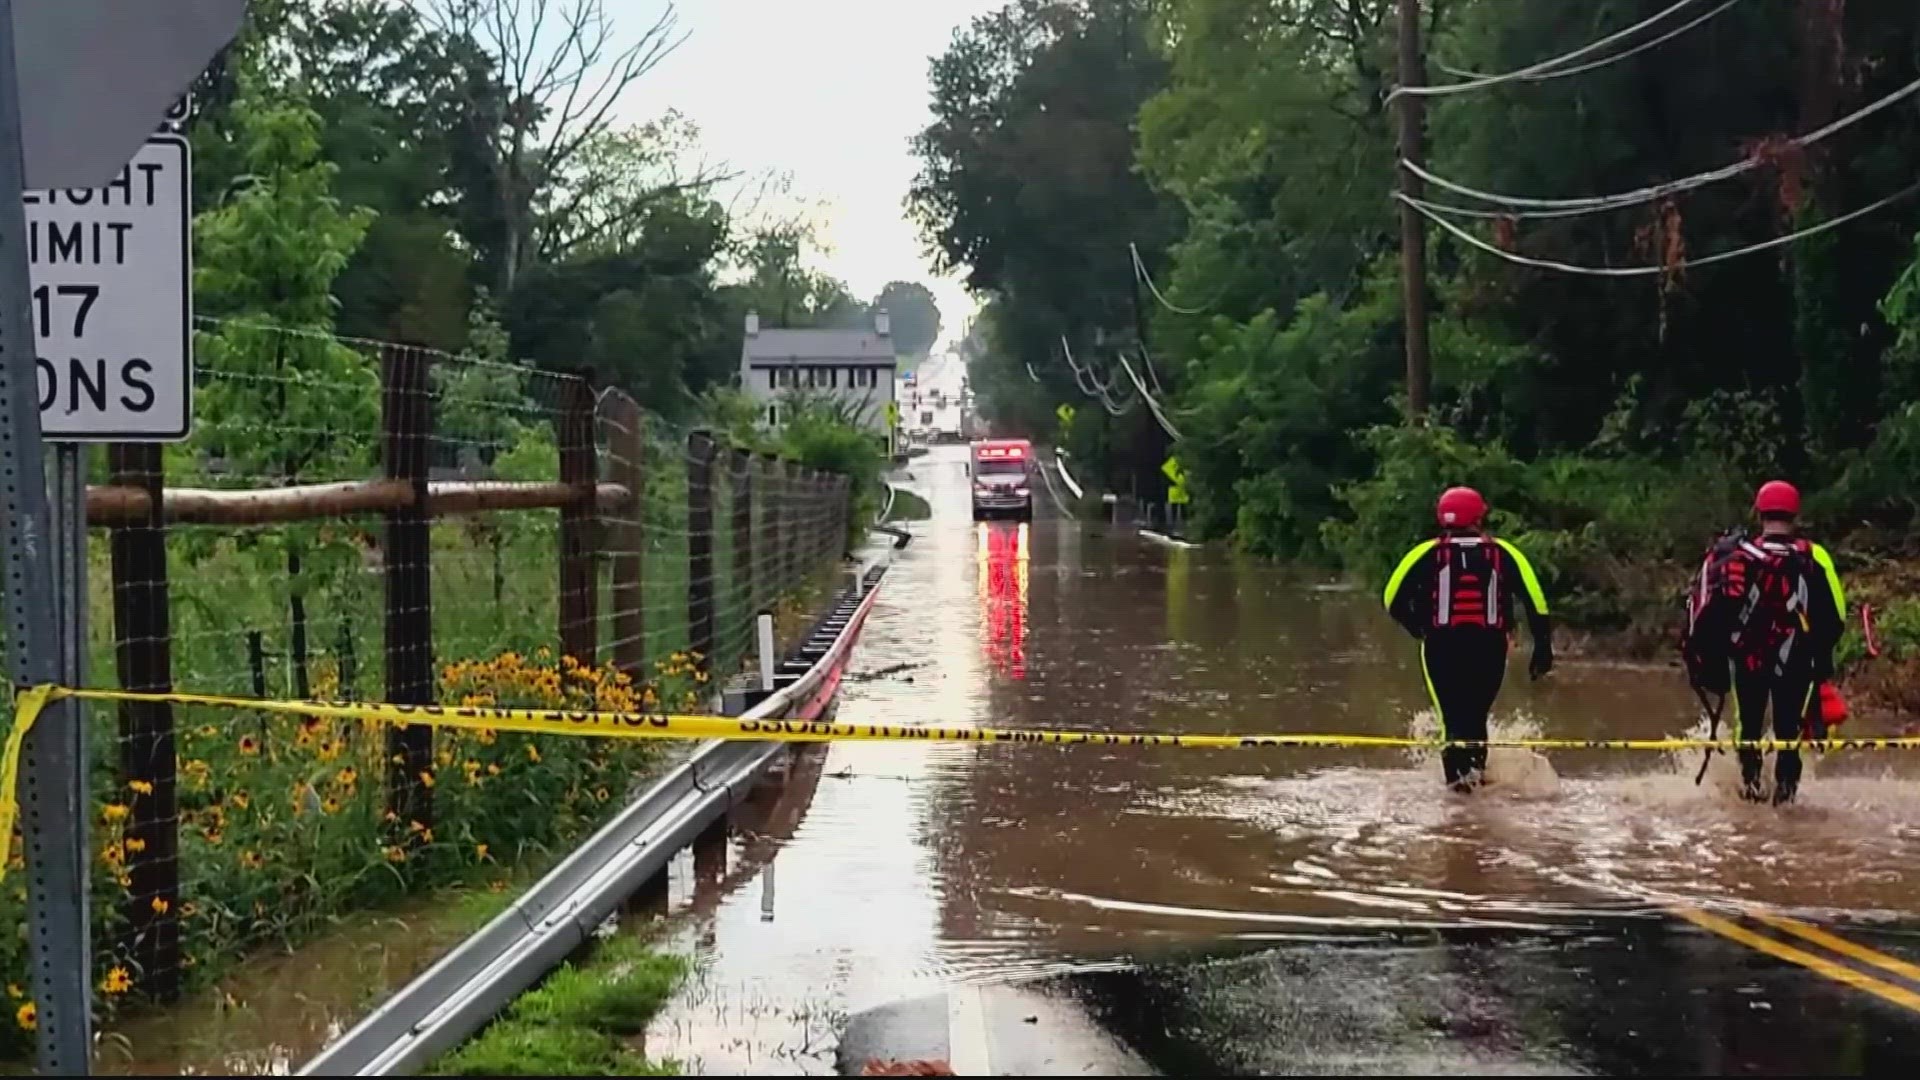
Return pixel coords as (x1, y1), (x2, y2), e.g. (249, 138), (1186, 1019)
(7, 684), (1920, 879)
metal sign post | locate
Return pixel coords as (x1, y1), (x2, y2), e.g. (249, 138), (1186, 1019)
(0, 0), (241, 1069)
(0, 0), (91, 1069)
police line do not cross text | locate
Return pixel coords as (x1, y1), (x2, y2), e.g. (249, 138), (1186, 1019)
(25, 135), (192, 441)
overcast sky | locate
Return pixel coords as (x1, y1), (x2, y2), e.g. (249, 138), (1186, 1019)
(628, 0), (1002, 352)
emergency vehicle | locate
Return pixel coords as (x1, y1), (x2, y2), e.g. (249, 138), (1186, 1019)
(969, 439), (1033, 521)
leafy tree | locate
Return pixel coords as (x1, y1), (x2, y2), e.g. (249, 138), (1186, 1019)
(911, 0), (1182, 493)
(191, 0), (499, 350)
(732, 221), (869, 329)
(872, 281), (943, 359)
(419, 0), (693, 295)
(502, 193), (736, 414)
(186, 86), (380, 693)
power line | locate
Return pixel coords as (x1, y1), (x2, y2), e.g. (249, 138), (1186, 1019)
(1129, 242), (1207, 316)
(1429, 0), (1745, 89)
(1398, 180), (1920, 278)
(1388, 0), (1728, 101)
(1115, 350), (1184, 441)
(1404, 74), (1920, 217)
(1061, 336), (1137, 417)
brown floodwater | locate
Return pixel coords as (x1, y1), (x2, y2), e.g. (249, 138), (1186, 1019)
(642, 443), (1920, 1075)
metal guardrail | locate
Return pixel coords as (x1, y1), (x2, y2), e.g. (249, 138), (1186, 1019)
(298, 561), (890, 1076)
(1054, 451), (1085, 501)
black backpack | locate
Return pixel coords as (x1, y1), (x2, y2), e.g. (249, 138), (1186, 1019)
(1680, 529), (1813, 688)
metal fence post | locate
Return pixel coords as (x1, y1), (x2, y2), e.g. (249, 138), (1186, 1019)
(686, 431), (716, 676)
(108, 442), (180, 998)
(557, 374), (598, 668)
(382, 345), (435, 831)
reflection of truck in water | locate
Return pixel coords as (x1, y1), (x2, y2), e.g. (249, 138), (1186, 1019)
(969, 439), (1033, 521)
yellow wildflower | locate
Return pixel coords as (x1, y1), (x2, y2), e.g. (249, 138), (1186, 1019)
(101, 803), (130, 824)
(101, 967), (132, 996)
(383, 845), (406, 864)
(150, 897), (169, 915)
(128, 780), (154, 796)
(16, 1002), (35, 1031)
(240, 851), (265, 870)
(124, 838), (147, 855)
(228, 791), (250, 811)
(475, 843), (490, 862)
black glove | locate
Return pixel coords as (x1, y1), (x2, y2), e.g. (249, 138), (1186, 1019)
(1529, 644), (1555, 681)
(1812, 652), (1835, 684)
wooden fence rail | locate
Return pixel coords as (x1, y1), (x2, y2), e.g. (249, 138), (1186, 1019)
(98, 363), (849, 999)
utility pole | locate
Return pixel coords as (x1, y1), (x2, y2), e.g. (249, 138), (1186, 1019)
(1396, 0), (1432, 423)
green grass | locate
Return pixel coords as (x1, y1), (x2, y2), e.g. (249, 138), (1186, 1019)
(886, 488), (932, 522)
(430, 936), (686, 1076)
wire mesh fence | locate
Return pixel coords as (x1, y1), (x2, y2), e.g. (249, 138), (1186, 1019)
(0, 318), (854, 1070)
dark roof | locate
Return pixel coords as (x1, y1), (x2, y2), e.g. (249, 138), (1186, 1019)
(742, 328), (897, 363)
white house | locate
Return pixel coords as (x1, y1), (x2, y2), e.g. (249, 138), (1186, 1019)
(739, 309), (898, 442)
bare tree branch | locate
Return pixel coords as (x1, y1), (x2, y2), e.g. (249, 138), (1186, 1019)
(411, 0), (689, 292)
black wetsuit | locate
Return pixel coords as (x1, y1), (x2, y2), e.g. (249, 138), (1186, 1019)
(1384, 533), (1553, 791)
(1718, 535), (1846, 803)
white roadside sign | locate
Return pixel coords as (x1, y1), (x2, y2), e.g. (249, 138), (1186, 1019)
(26, 134), (192, 441)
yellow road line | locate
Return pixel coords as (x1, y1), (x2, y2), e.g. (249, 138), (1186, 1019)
(1672, 907), (1920, 1015)
(1749, 912), (1920, 986)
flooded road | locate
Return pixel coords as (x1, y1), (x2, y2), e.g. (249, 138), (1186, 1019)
(643, 444), (1920, 1075)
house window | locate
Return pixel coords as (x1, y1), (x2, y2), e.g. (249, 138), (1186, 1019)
(766, 370), (777, 390)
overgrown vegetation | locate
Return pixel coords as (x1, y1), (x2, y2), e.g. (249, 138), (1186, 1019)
(918, 0), (1920, 667)
(429, 935), (685, 1076)
(3, 0), (904, 1058)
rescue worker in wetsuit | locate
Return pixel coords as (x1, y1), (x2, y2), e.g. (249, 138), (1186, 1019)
(1693, 481), (1846, 805)
(1382, 487), (1554, 792)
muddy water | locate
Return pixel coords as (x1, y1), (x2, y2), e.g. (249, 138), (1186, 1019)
(643, 444), (1920, 1073)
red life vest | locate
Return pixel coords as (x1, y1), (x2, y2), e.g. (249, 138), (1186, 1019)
(1430, 533), (1507, 631)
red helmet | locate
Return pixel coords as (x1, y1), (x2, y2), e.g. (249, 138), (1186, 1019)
(1753, 480), (1801, 517)
(1436, 486), (1487, 529)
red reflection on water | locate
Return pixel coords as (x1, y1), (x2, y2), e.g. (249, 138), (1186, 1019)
(976, 522), (1029, 680)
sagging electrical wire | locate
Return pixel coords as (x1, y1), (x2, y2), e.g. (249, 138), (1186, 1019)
(1061, 336), (1138, 418)
(1428, 0), (1745, 90)
(1130, 241), (1207, 318)
(1398, 179), (1920, 278)
(1388, 0), (1729, 102)
(1115, 350), (1183, 441)
(1405, 74), (1920, 219)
